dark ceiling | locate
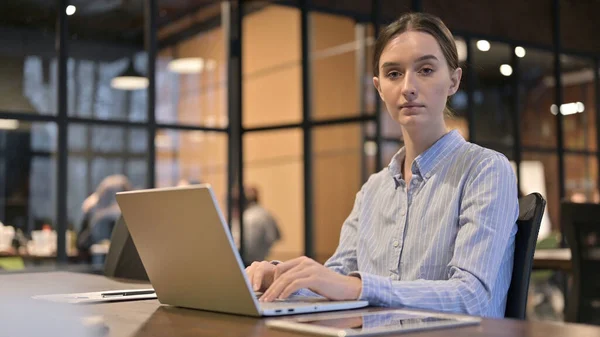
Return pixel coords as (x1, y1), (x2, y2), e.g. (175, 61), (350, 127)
(0, 0), (598, 66)
(0, 0), (219, 46)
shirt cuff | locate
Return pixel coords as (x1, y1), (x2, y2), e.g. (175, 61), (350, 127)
(348, 271), (392, 306)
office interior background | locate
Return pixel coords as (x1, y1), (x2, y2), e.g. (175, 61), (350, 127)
(0, 0), (599, 320)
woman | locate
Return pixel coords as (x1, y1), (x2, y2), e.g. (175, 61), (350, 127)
(246, 12), (518, 318)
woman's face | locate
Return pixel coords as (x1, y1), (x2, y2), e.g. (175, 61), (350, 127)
(373, 31), (461, 128)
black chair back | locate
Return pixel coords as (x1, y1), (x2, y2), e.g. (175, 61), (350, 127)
(505, 192), (546, 319)
(104, 216), (149, 281)
(562, 202), (600, 325)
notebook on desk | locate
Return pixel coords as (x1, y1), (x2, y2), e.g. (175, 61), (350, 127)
(115, 184), (368, 317)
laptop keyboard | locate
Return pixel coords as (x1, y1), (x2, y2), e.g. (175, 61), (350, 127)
(254, 292), (327, 303)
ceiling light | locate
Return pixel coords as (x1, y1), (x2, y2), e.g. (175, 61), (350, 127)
(476, 40), (490, 52)
(0, 119), (19, 130)
(455, 39), (467, 63)
(515, 46), (526, 58)
(66, 5), (76, 16)
(167, 58), (205, 74)
(550, 102), (585, 115)
(500, 64), (513, 76)
(111, 60), (148, 90)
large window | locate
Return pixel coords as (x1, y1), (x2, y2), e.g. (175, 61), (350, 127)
(0, 0), (598, 270)
(0, 122), (56, 233)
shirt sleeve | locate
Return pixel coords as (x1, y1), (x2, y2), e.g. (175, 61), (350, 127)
(349, 154), (519, 317)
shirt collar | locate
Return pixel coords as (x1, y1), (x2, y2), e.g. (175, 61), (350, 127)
(387, 130), (465, 181)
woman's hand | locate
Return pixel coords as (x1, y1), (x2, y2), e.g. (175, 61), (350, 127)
(245, 261), (278, 292)
(259, 256), (362, 302)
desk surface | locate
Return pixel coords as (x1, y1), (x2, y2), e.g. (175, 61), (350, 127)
(1, 272), (599, 337)
(533, 248), (572, 271)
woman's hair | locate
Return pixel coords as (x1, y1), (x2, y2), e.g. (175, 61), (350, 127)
(373, 12), (459, 117)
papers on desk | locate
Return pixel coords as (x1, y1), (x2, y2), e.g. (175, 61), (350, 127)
(33, 288), (157, 304)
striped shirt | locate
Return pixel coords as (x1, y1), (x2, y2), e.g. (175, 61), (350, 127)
(323, 129), (519, 318)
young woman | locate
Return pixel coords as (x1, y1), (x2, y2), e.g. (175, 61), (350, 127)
(246, 12), (518, 318)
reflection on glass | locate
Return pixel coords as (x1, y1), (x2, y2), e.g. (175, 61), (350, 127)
(520, 48), (556, 148)
(66, 54), (148, 121)
(66, 0), (147, 121)
(520, 152), (559, 240)
(560, 56), (596, 151)
(1, 55), (58, 116)
(156, 3), (226, 126)
(0, 121), (56, 260)
(471, 40), (513, 145)
(313, 124), (364, 263)
(244, 130), (303, 261)
(155, 129), (227, 199)
(565, 154), (598, 204)
(67, 125), (148, 234)
(0, 1), (56, 115)
(298, 311), (457, 331)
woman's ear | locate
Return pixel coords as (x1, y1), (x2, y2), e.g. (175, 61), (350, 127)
(448, 67), (462, 96)
(373, 76), (384, 100)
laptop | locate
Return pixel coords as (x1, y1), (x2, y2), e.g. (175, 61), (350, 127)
(115, 184), (368, 317)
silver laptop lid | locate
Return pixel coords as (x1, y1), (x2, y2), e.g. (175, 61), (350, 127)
(116, 185), (262, 316)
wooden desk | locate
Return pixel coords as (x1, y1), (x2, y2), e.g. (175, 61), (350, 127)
(1, 272), (599, 337)
(533, 248), (572, 272)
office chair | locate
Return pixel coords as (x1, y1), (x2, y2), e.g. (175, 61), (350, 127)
(104, 216), (149, 282)
(562, 202), (600, 325)
(505, 192), (546, 319)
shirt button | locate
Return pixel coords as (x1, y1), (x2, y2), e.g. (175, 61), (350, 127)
(393, 241), (399, 248)
(389, 273), (394, 278)
(425, 173), (431, 179)
(400, 210), (406, 216)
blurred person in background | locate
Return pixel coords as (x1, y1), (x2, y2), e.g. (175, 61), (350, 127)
(231, 185), (281, 266)
(76, 175), (132, 261)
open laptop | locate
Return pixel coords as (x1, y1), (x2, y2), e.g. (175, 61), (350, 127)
(115, 184), (368, 317)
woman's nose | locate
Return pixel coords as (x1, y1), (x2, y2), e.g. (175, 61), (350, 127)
(401, 73), (418, 99)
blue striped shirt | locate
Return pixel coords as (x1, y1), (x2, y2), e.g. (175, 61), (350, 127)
(323, 130), (519, 318)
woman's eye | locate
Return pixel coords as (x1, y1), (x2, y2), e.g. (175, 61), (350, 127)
(386, 71), (401, 79)
(420, 68), (434, 75)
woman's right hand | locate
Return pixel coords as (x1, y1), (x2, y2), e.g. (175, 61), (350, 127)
(245, 261), (277, 292)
